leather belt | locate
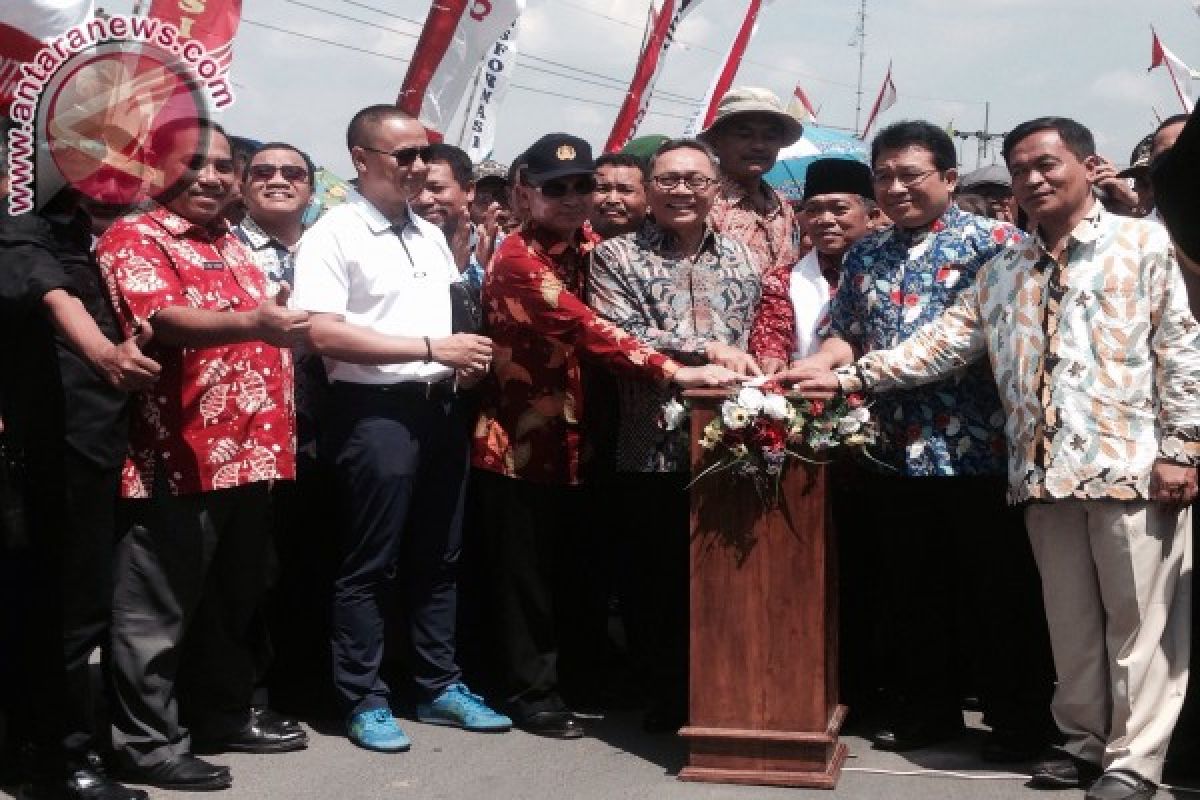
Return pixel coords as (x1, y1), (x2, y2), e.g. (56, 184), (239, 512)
(333, 378), (456, 401)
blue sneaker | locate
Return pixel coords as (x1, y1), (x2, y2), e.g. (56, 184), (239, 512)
(347, 708), (411, 752)
(416, 683), (512, 732)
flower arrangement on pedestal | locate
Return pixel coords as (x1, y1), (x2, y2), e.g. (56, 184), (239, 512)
(681, 381), (877, 506)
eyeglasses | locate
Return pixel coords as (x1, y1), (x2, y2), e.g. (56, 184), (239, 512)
(536, 175), (597, 198)
(872, 168), (938, 189)
(247, 163), (311, 183)
(360, 145), (435, 167)
(651, 173), (717, 191)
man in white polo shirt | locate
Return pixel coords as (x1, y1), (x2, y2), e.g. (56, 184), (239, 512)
(291, 104), (510, 753)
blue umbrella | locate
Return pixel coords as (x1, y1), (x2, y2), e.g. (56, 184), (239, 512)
(764, 125), (869, 202)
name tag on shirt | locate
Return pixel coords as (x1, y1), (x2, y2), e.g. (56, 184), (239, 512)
(202, 260), (226, 271)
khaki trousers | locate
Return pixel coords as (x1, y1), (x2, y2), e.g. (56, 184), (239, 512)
(1025, 499), (1191, 782)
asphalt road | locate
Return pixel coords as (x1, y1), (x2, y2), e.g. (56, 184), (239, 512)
(7, 714), (1198, 800)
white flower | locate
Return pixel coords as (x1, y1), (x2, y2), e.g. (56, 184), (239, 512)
(736, 387), (765, 412)
(721, 401), (751, 429)
(761, 393), (791, 421)
(850, 407), (871, 424)
(662, 398), (687, 431)
(837, 416), (862, 435)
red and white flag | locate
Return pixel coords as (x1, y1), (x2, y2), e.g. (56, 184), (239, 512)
(786, 81), (818, 124)
(398, 0), (525, 138)
(860, 61), (896, 139)
(1150, 29), (1196, 113)
(683, 0), (772, 136)
(0, 0), (95, 113)
(605, 0), (704, 153)
(458, 19), (520, 162)
(146, 0), (241, 75)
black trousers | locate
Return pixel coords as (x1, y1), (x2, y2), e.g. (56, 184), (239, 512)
(109, 481), (273, 768)
(612, 472), (690, 712)
(475, 470), (601, 721)
(857, 473), (1055, 737)
(325, 385), (467, 717)
(5, 450), (121, 770)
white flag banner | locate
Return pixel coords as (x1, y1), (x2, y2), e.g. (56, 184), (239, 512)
(459, 19), (519, 162)
(398, 0), (525, 135)
(1151, 29), (1197, 113)
(0, 0), (95, 112)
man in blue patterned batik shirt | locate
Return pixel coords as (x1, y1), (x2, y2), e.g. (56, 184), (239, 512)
(794, 120), (1055, 761)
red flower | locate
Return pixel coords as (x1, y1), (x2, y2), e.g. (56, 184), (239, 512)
(752, 418), (786, 450)
(903, 293), (921, 307)
(931, 219), (946, 233)
(992, 226), (1012, 244)
(846, 393), (865, 409)
(809, 400), (825, 416)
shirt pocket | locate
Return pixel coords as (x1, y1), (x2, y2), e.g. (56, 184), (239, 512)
(1088, 286), (1149, 367)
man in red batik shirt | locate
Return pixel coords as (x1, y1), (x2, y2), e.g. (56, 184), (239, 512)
(472, 133), (739, 740)
(97, 119), (311, 792)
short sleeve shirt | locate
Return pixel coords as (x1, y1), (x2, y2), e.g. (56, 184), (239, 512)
(96, 205), (296, 498)
(291, 193), (459, 384)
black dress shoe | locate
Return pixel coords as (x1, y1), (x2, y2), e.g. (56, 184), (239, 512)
(25, 767), (149, 800)
(1029, 749), (1102, 789)
(871, 718), (965, 752)
(124, 755), (232, 792)
(517, 711), (585, 739)
(195, 712), (309, 755)
(1085, 769), (1157, 800)
(250, 706), (303, 736)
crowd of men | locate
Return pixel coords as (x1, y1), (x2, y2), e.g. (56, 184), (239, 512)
(1, 85), (1198, 800)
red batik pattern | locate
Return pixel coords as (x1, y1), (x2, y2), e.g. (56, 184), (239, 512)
(97, 206), (295, 498)
(473, 223), (679, 485)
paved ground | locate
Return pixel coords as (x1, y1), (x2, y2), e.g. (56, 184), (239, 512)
(6, 714), (1200, 800)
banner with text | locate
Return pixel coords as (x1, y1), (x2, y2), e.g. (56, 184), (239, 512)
(145, 0), (241, 74)
(605, 0), (703, 153)
(398, 0), (524, 137)
(459, 19), (519, 162)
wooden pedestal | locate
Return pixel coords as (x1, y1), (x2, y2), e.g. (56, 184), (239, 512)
(678, 390), (845, 789)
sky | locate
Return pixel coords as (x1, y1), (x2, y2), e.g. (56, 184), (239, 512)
(105, 0), (1200, 178)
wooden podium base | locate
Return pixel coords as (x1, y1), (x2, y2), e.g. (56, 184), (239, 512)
(680, 390), (845, 789)
(678, 706), (848, 788)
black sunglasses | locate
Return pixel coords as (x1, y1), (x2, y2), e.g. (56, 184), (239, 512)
(537, 175), (597, 199)
(248, 163), (310, 183)
(360, 144), (435, 167)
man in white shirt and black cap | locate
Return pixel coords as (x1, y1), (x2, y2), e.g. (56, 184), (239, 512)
(292, 103), (510, 754)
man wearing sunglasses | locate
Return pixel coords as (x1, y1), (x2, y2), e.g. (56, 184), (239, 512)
(291, 104), (509, 755)
(473, 133), (741, 740)
(97, 118), (311, 791)
(234, 143), (315, 292)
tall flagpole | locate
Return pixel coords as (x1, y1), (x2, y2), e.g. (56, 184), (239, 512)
(854, 0), (867, 136)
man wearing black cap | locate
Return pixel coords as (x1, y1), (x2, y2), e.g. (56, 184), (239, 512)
(472, 133), (739, 738)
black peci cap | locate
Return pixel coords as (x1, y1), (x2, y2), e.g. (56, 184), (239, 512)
(520, 133), (594, 186)
(802, 158), (874, 203)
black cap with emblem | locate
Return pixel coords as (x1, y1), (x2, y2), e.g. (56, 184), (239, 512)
(520, 133), (594, 186)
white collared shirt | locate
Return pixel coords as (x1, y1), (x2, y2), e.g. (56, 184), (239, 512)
(788, 248), (831, 359)
(292, 192), (458, 384)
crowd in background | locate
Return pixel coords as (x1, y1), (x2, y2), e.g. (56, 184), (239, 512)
(1, 87), (1199, 800)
